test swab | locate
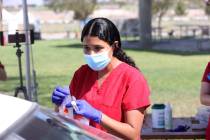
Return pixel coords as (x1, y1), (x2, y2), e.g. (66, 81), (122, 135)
(71, 100), (79, 111)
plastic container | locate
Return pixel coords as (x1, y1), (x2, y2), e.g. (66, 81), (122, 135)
(59, 94), (73, 119)
(71, 99), (89, 125)
(164, 103), (173, 130)
(58, 88), (89, 125)
(152, 104), (165, 129)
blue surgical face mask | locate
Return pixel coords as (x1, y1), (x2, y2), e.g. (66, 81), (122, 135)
(84, 50), (111, 71)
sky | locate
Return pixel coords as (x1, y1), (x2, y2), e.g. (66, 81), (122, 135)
(3, 0), (44, 6)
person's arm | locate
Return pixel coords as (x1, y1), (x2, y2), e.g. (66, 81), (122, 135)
(67, 100), (147, 140)
(0, 62), (7, 81)
(200, 82), (210, 106)
(101, 107), (146, 140)
(52, 68), (80, 112)
(52, 86), (70, 112)
(100, 74), (149, 139)
(0, 67), (7, 81)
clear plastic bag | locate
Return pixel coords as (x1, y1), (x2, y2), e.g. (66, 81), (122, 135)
(59, 89), (73, 119)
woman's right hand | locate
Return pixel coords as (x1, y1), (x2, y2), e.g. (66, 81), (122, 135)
(51, 86), (69, 106)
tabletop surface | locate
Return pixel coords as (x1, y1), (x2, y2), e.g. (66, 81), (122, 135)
(141, 115), (206, 139)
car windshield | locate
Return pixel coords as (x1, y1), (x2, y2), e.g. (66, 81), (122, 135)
(4, 108), (97, 140)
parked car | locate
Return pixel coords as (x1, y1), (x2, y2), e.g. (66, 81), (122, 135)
(0, 94), (121, 140)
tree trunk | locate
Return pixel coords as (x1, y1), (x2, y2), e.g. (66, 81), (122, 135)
(139, 0), (152, 48)
(157, 15), (162, 39)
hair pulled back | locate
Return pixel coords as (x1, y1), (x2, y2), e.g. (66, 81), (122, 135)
(81, 17), (138, 69)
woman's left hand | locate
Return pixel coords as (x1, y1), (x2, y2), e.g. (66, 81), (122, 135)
(66, 100), (102, 123)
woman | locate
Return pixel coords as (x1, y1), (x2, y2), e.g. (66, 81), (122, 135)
(200, 62), (210, 139)
(52, 18), (150, 140)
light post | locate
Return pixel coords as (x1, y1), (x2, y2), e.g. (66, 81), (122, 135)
(22, 0), (32, 101)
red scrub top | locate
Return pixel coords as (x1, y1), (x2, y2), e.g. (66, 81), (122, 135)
(202, 62), (210, 139)
(202, 62), (210, 82)
(69, 62), (150, 131)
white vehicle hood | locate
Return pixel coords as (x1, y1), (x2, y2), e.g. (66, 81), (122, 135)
(0, 94), (36, 134)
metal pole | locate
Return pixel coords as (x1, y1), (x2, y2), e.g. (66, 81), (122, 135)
(0, 0), (3, 30)
(22, 0), (32, 101)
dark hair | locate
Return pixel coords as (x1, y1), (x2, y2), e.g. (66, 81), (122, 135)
(81, 17), (138, 69)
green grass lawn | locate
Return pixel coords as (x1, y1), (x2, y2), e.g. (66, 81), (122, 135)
(0, 39), (209, 117)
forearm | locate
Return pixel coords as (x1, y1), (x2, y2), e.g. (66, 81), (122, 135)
(200, 92), (210, 106)
(101, 113), (142, 140)
(200, 82), (210, 106)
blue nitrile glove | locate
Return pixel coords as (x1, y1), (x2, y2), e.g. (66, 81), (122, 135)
(170, 125), (190, 132)
(51, 86), (69, 106)
(66, 100), (102, 123)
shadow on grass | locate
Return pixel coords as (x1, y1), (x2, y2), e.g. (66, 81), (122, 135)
(7, 76), (22, 80)
(122, 38), (210, 56)
(52, 39), (210, 56)
(54, 43), (82, 48)
(124, 47), (210, 56)
(6, 75), (69, 82)
(3, 75), (68, 87)
(0, 75), (70, 91)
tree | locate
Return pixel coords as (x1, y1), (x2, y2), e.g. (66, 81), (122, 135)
(184, 0), (204, 8)
(205, 0), (210, 6)
(113, 0), (126, 8)
(205, 4), (210, 17)
(152, 0), (173, 38)
(45, 0), (97, 20)
(175, 0), (186, 16)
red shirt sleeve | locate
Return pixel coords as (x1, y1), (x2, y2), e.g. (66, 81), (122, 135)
(69, 65), (87, 98)
(202, 62), (210, 83)
(69, 68), (80, 97)
(122, 72), (150, 111)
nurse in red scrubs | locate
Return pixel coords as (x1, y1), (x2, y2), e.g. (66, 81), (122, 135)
(52, 18), (150, 140)
(200, 62), (210, 140)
